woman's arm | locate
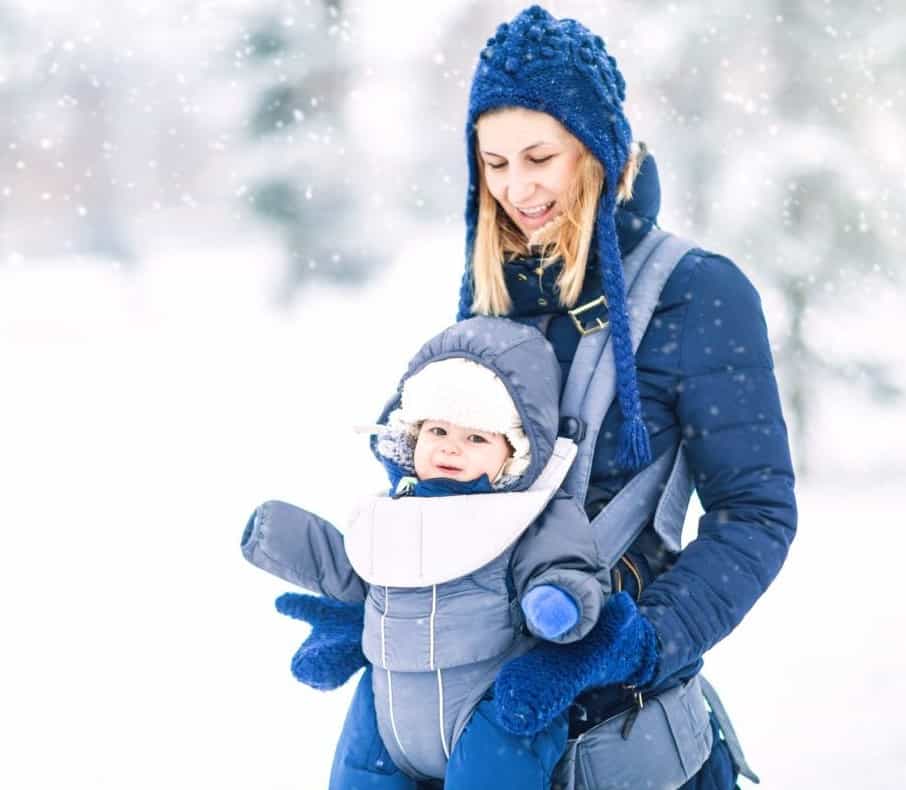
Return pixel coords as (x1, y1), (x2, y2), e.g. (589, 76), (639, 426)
(638, 253), (797, 686)
(241, 500), (368, 604)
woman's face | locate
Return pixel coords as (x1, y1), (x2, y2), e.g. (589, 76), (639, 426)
(476, 107), (583, 237)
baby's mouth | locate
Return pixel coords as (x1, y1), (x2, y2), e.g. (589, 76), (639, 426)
(436, 464), (463, 474)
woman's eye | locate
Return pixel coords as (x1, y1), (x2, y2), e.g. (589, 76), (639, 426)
(486, 161), (506, 170)
(528, 155), (554, 165)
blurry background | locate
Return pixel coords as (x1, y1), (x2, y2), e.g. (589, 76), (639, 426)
(1, 1), (904, 787)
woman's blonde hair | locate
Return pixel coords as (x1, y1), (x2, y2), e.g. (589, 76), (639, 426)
(470, 133), (647, 317)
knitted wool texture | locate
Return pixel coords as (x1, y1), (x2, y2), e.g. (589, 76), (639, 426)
(494, 591), (659, 736)
(275, 592), (366, 691)
(458, 3), (651, 470)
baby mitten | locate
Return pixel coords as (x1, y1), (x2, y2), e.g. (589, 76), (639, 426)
(275, 592), (367, 690)
(521, 584), (580, 639)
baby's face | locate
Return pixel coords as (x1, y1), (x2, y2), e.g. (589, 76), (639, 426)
(414, 420), (512, 483)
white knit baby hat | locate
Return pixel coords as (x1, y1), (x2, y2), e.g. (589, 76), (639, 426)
(384, 357), (531, 480)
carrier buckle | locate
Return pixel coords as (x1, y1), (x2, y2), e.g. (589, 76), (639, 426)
(568, 296), (609, 336)
(559, 415), (586, 442)
(621, 689), (645, 740)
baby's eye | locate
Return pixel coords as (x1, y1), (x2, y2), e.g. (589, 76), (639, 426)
(468, 434), (489, 444)
(428, 426), (447, 437)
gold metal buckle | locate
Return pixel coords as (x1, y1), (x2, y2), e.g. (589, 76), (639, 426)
(568, 296), (609, 336)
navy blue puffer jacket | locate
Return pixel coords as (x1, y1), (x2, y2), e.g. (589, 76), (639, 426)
(501, 153), (797, 721)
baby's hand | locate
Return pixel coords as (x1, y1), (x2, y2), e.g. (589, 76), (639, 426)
(520, 584), (579, 640)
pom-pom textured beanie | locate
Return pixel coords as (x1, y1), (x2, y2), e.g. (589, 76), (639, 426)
(458, 4), (651, 471)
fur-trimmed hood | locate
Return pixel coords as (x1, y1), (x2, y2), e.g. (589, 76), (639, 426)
(371, 317), (561, 493)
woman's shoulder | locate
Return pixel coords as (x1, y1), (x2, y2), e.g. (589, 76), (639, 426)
(658, 243), (774, 372)
(661, 245), (763, 312)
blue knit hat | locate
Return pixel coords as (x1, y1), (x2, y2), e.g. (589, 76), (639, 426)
(457, 4), (651, 472)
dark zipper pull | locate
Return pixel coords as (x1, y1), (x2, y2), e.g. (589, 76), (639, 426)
(621, 691), (644, 740)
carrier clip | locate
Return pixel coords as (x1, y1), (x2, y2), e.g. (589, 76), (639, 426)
(620, 690), (644, 740)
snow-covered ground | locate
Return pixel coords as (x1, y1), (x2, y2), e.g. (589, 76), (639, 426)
(1, 231), (904, 788)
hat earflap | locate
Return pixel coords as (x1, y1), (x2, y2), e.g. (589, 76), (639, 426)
(595, 195), (651, 471)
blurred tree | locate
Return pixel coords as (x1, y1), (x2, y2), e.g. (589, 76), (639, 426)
(237, 0), (378, 300)
(59, 49), (136, 266)
(628, 1), (905, 474)
(1, 9), (136, 264)
(408, 2), (511, 222)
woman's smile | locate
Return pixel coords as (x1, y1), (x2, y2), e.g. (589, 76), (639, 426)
(514, 200), (557, 226)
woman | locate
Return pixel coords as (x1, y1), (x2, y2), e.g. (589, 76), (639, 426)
(288, 5), (797, 788)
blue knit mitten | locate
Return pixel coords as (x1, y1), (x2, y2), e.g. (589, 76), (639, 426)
(521, 585), (579, 640)
(274, 592), (367, 690)
(494, 591), (659, 735)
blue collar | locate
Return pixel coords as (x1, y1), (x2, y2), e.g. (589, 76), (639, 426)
(382, 457), (496, 497)
(408, 474), (495, 497)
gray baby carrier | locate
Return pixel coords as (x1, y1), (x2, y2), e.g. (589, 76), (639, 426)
(529, 227), (760, 789)
(352, 320), (601, 782)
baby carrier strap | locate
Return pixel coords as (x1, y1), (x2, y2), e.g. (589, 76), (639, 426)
(699, 676), (762, 784)
(559, 229), (697, 570)
(559, 227), (695, 506)
(555, 228), (760, 785)
(589, 443), (684, 570)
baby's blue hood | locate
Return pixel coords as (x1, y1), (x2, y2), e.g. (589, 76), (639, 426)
(372, 317), (561, 493)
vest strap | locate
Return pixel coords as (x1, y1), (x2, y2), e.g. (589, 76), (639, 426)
(700, 675), (762, 784)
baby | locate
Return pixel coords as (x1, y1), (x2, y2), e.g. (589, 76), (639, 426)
(242, 317), (604, 787)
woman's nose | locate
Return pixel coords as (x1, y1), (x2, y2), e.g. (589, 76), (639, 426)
(507, 170), (536, 204)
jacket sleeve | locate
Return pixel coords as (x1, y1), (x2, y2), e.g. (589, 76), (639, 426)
(510, 494), (604, 643)
(240, 499), (367, 604)
(637, 253), (797, 686)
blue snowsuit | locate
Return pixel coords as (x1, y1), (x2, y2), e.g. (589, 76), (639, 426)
(328, 152), (797, 789)
(243, 321), (611, 786)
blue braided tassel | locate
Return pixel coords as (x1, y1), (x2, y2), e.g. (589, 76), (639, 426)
(594, 199), (652, 471)
(617, 412), (652, 471)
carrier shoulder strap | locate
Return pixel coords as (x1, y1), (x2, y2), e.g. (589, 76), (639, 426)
(561, 230), (761, 783)
(556, 229), (696, 567)
(560, 228), (694, 501)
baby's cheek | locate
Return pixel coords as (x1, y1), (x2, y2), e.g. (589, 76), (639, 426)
(413, 441), (431, 477)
